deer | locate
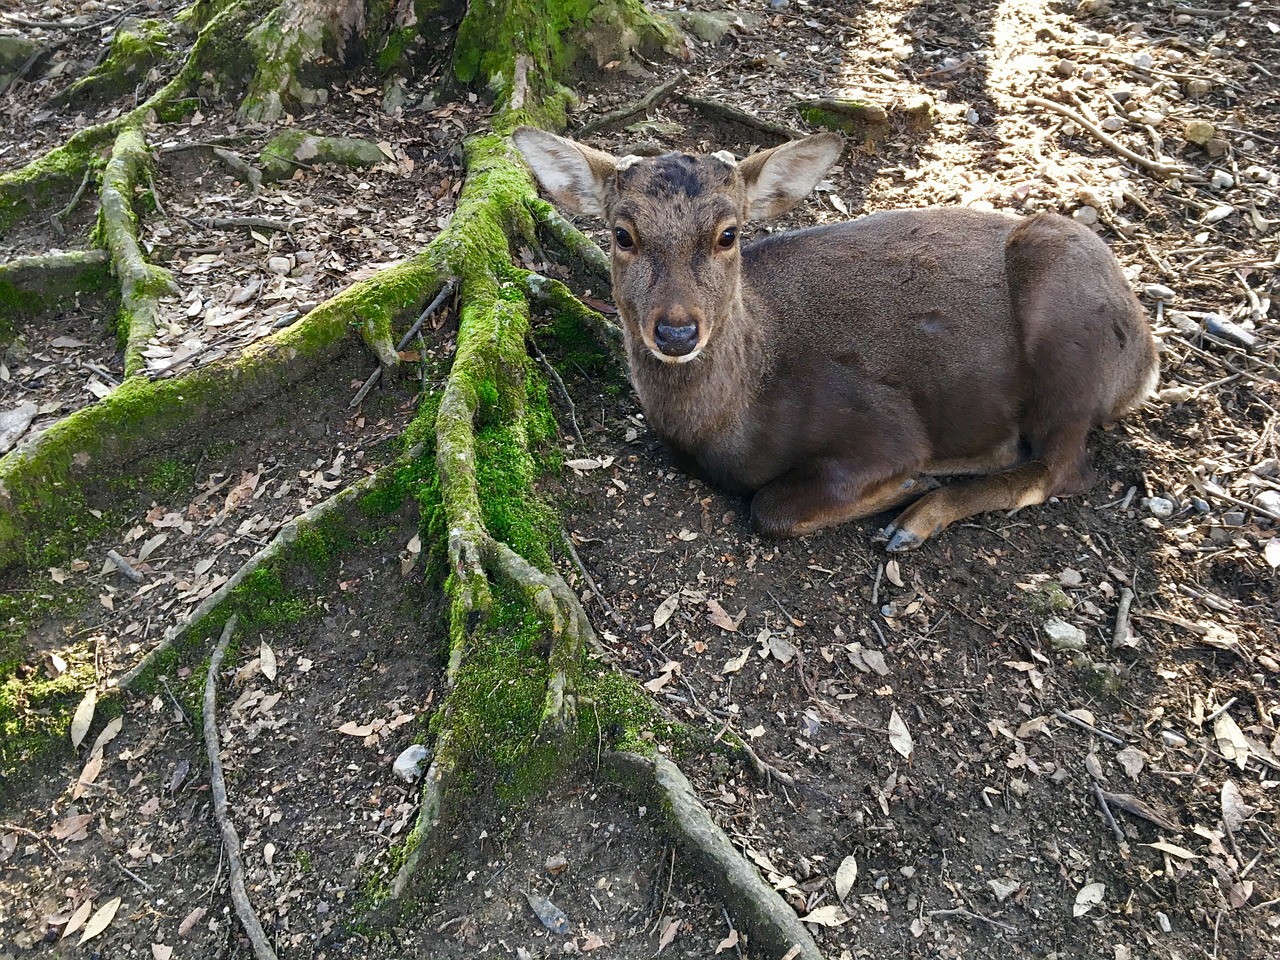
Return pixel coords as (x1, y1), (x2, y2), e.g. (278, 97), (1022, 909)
(512, 127), (1159, 551)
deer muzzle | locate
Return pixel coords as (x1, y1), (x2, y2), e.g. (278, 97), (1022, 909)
(648, 305), (704, 362)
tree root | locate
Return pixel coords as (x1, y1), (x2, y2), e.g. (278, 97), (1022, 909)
(605, 751), (824, 960)
(114, 447), (422, 690)
(97, 125), (178, 376)
(0, 249), (111, 326)
(0, 254), (442, 570)
(203, 614), (281, 960)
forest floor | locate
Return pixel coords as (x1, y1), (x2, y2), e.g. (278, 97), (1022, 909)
(2, 0), (1279, 958)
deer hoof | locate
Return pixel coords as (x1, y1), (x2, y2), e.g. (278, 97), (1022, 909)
(885, 527), (925, 552)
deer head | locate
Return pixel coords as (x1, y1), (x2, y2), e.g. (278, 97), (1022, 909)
(513, 128), (844, 363)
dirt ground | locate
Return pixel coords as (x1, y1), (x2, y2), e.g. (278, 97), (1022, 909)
(2, 0), (1279, 958)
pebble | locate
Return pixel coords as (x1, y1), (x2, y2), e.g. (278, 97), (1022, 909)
(1222, 511), (1246, 527)
(1158, 385), (1194, 404)
(1054, 58), (1077, 77)
(1157, 911), (1173, 934)
(1183, 119), (1216, 145)
(267, 256), (292, 275)
(1044, 618), (1088, 652)
(1185, 79), (1212, 97)
(1192, 497), (1211, 514)
(1252, 458), (1280, 478)
(1160, 730), (1187, 747)
(1100, 115), (1126, 132)
(392, 744), (431, 781)
(1073, 205), (1099, 225)
(1144, 283), (1176, 302)
(1210, 170), (1234, 190)
(1167, 310), (1200, 334)
(1203, 203), (1235, 224)
(1145, 496), (1174, 518)
(1206, 138), (1229, 158)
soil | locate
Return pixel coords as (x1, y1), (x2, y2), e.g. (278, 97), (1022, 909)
(2, 0), (1279, 958)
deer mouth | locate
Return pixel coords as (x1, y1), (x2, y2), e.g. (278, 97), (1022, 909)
(651, 318), (702, 362)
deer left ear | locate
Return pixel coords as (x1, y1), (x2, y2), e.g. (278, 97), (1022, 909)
(737, 134), (844, 220)
(512, 126), (620, 219)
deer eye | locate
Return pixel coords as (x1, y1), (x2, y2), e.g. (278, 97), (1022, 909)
(614, 227), (635, 250)
(717, 226), (738, 250)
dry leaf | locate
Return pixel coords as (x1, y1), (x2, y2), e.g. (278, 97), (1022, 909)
(1221, 779), (1256, 832)
(1073, 881), (1105, 917)
(1265, 539), (1280, 568)
(835, 854), (858, 900)
(706, 599), (744, 632)
(338, 721), (376, 737)
(1115, 746), (1147, 780)
(714, 929), (739, 954)
(582, 931), (606, 951)
(79, 896), (121, 945)
(152, 945), (174, 960)
(89, 716), (124, 760)
(70, 687), (97, 749)
(800, 904), (849, 927)
(722, 647), (750, 674)
(767, 634), (796, 664)
(657, 918), (680, 951)
(653, 594), (680, 629)
(888, 708), (913, 760)
(1214, 712), (1250, 770)
(52, 813), (94, 841)
(1141, 841), (1198, 860)
(260, 641), (277, 682)
(61, 899), (94, 940)
(884, 559), (904, 587)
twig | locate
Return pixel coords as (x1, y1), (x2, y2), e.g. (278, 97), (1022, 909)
(1177, 583), (1234, 613)
(927, 906), (1017, 934)
(1200, 482), (1280, 523)
(113, 855), (154, 891)
(563, 538), (625, 630)
(871, 562), (883, 607)
(577, 71), (689, 137)
(1053, 708), (1127, 746)
(1026, 96), (1184, 180)
(679, 94), (806, 141)
(1093, 782), (1126, 842)
(1205, 697), (1238, 724)
(106, 549), (146, 583)
(350, 278), (458, 408)
(1112, 587), (1136, 648)
(720, 907), (745, 960)
(51, 166), (95, 235)
(528, 336), (584, 446)
(0, 823), (62, 862)
(185, 215), (301, 233)
(203, 615), (279, 960)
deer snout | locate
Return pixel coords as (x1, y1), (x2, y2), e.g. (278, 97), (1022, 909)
(649, 306), (704, 361)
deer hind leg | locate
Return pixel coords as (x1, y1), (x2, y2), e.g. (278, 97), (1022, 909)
(882, 425), (1092, 552)
(752, 464), (938, 539)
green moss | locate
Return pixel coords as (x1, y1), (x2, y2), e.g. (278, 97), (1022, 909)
(1025, 582), (1072, 615)
(56, 19), (173, 107)
(144, 457), (196, 501)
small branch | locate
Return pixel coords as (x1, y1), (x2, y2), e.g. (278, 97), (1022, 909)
(528, 336), (584, 447)
(50, 166), (94, 235)
(350, 278), (457, 408)
(927, 906), (1017, 934)
(203, 615), (279, 960)
(524, 273), (624, 363)
(528, 199), (611, 280)
(1200, 481), (1280, 523)
(185, 216), (301, 233)
(576, 70), (689, 137)
(1053, 708), (1128, 747)
(680, 94), (806, 141)
(1093, 782), (1126, 843)
(563, 538), (626, 630)
(1112, 587), (1135, 648)
(1026, 96), (1184, 181)
(0, 823), (62, 862)
(105, 549), (146, 583)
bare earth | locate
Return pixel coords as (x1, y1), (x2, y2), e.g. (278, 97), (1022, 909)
(2, 0), (1279, 958)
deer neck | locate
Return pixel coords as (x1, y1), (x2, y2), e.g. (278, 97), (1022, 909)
(626, 290), (768, 452)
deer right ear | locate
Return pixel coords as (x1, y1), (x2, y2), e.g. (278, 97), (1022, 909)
(512, 127), (618, 219)
(738, 133), (845, 220)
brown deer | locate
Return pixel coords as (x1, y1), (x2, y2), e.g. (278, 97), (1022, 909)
(513, 128), (1159, 551)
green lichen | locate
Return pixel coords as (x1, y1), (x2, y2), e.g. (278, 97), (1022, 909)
(56, 19), (173, 107)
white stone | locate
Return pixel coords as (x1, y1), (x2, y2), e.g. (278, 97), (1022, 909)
(1044, 618), (1088, 651)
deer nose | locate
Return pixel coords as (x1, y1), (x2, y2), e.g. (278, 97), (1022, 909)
(654, 319), (699, 356)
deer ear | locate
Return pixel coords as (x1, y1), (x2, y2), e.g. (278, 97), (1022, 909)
(512, 126), (618, 219)
(738, 134), (844, 220)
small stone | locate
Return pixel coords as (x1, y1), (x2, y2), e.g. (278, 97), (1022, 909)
(1059, 567), (1083, 588)
(900, 866), (916, 878)
(1073, 205), (1098, 225)
(1054, 58), (1077, 77)
(1192, 498), (1210, 514)
(1185, 79), (1212, 97)
(1183, 119), (1216, 145)
(1205, 138), (1229, 158)
(392, 744), (430, 781)
(1160, 730), (1187, 747)
(1144, 283), (1176, 302)
(1044, 618), (1088, 651)
(1203, 314), (1256, 349)
(1221, 511), (1246, 528)
(1100, 115), (1126, 132)
(1209, 526), (1231, 543)
(1131, 52), (1154, 70)
(1210, 170), (1234, 190)
(267, 256), (292, 275)
(1252, 458), (1280, 478)
(1157, 911), (1173, 934)
(1145, 496), (1174, 519)
(1142, 516), (1163, 529)
(1203, 204), (1235, 225)
(1167, 310), (1199, 334)
(1158, 386), (1194, 404)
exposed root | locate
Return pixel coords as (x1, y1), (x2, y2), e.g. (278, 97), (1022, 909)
(202, 615), (280, 960)
(528, 197), (611, 280)
(605, 751), (824, 960)
(0, 249), (110, 324)
(97, 125), (178, 377)
(523, 272), (624, 362)
(114, 448), (421, 689)
(0, 255), (442, 570)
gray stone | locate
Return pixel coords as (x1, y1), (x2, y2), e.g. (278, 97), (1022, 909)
(0, 35), (39, 72)
(1253, 458), (1280, 478)
(1221, 511), (1246, 527)
(1144, 496), (1174, 519)
(1044, 618), (1088, 651)
(1254, 490), (1280, 515)
(1144, 283), (1176, 302)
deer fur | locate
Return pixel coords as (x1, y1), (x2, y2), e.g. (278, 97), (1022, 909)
(513, 127), (1159, 550)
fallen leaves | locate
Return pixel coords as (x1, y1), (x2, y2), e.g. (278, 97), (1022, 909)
(887, 708), (913, 761)
(1072, 881), (1106, 917)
